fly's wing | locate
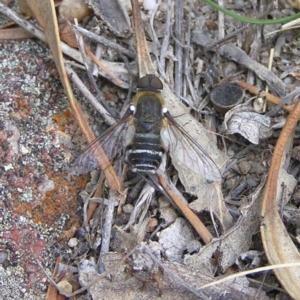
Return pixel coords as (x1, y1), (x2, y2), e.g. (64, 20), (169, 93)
(160, 112), (221, 181)
(70, 112), (133, 175)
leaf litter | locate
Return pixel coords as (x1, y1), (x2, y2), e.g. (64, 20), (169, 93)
(1, 0), (300, 299)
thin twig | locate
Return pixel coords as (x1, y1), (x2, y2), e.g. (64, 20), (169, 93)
(218, 0), (225, 40)
(33, 253), (69, 297)
(148, 0), (164, 77)
(182, 0), (192, 101)
(46, 258), (62, 299)
(0, 3), (128, 89)
(237, 81), (293, 112)
(82, 175), (105, 232)
(85, 45), (125, 87)
(99, 191), (116, 254)
(131, 0), (156, 76)
(65, 65), (116, 125)
(219, 43), (286, 97)
(159, 0), (172, 73)
(92, 43), (103, 77)
(73, 20), (117, 117)
(157, 172), (213, 244)
(246, 25), (262, 86)
(72, 24), (136, 59)
(0, 2), (47, 42)
(267, 87), (300, 117)
(207, 23), (252, 49)
(174, 0), (183, 97)
(124, 183), (155, 231)
(0, 27), (34, 39)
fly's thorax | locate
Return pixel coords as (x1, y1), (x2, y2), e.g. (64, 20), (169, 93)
(132, 90), (165, 106)
(132, 91), (165, 133)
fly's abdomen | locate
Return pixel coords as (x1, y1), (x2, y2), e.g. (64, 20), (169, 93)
(127, 133), (163, 173)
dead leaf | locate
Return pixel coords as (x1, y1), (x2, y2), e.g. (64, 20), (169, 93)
(79, 250), (269, 299)
(185, 175), (266, 274)
(59, 0), (92, 22)
(287, 0), (300, 10)
(261, 95), (300, 299)
(158, 218), (194, 262)
(86, 0), (132, 37)
(17, 0), (34, 16)
(0, 27), (34, 39)
(223, 103), (273, 144)
(186, 178), (233, 231)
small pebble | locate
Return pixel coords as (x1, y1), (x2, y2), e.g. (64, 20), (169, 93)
(249, 161), (266, 175)
(68, 237), (78, 248)
(57, 280), (72, 294)
(143, 0), (158, 10)
(4, 164), (13, 171)
(283, 76), (293, 85)
(147, 218), (158, 233)
(253, 97), (264, 112)
(238, 161), (251, 175)
(224, 177), (236, 190)
(123, 204), (133, 214)
(0, 251), (8, 264)
(19, 144), (30, 154)
(222, 61), (237, 77)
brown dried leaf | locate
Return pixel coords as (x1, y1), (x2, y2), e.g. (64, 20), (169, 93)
(59, 0), (92, 22)
(287, 0), (300, 10)
(17, 0), (34, 16)
(0, 27), (34, 39)
(59, 22), (78, 48)
(261, 96), (300, 299)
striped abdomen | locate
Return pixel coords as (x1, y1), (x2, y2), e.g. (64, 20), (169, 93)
(127, 132), (164, 174)
(127, 92), (165, 174)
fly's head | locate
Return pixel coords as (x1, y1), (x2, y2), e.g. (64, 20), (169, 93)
(136, 74), (163, 92)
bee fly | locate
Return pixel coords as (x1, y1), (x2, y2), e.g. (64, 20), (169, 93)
(71, 75), (221, 181)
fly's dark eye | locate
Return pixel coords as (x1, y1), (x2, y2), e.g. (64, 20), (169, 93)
(150, 76), (163, 90)
(137, 75), (163, 92)
(137, 75), (150, 89)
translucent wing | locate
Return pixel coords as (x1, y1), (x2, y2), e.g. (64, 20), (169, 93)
(70, 111), (133, 175)
(161, 112), (221, 181)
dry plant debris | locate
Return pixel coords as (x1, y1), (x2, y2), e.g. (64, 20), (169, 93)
(0, 0), (300, 299)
